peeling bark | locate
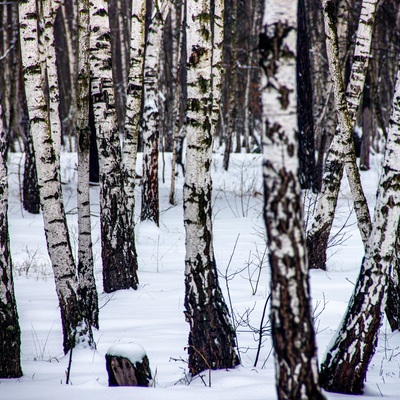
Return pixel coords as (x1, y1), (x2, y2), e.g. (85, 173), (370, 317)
(306, 0), (377, 270)
(19, 0), (92, 353)
(320, 57), (400, 395)
(260, 2), (325, 398)
(90, 0), (138, 293)
(77, 0), (99, 328)
(123, 0), (145, 227)
(184, 0), (239, 375)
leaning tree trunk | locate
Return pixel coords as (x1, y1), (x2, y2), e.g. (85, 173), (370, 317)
(306, 0), (377, 270)
(0, 100), (22, 379)
(303, 0), (336, 191)
(76, 0), (99, 328)
(19, 0), (92, 353)
(259, 1), (326, 399)
(90, 0), (138, 293)
(183, 0), (239, 375)
(319, 56), (400, 395)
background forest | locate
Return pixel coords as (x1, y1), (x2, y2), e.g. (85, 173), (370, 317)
(1, 0), (400, 399)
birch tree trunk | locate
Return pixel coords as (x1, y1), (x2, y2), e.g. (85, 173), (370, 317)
(140, 1), (169, 226)
(303, 0), (336, 191)
(122, 0), (146, 229)
(169, 0), (183, 205)
(38, 0), (62, 163)
(0, 1), (40, 215)
(259, 2), (325, 398)
(221, 0), (237, 171)
(0, 70), (22, 380)
(19, 0), (92, 353)
(306, 0), (377, 270)
(90, 0), (138, 293)
(77, 0), (99, 328)
(184, 0), (239, 375)
(319, 57), (400, 395)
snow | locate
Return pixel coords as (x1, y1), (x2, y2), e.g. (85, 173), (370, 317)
(1, 152), (400, 400)
(106, 343), (147, 365)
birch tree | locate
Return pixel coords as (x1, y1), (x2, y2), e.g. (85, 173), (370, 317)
(39, 0), (62, 164)
(0, 73), (22, 379)
(90, 0), (138, 292)
(0, 0), (40, 215)
(76, 0), (99, 328)
(19, 0), (92, 353)
(183, 0), (239, 375)
(259, 1), (325, 398)
(122, 0), (146, 232)
(140, 0), (170, 226)
(319, 56), (400, 395)
(306, 0), (377, 270)
(168, 0), (184, 205)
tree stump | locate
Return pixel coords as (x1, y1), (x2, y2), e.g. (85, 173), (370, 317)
(106, 343), (152, 387)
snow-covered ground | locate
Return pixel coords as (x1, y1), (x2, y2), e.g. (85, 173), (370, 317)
(1, 152), (399, 399)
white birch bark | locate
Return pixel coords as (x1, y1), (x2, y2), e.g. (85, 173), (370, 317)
(0, 79), (22, 378)
(123, 0), (146, 222)
(303, 0), (336, 190)
(76, 0), (98, 328)
(37, 0), (62, 163)
(140, 1), (170, 225)
(19, 0), (91, 353)
(90, 0), (138, 292)
(306, 0), (377, 269)
(183, 0), (239, 375)
(169, 0), (183, 205)
(260, 1), (325, 398)
(320, 57), (400, 395)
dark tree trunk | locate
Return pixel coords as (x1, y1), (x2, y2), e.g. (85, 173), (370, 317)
(0, 77), (22, 380)
(106, 344), (152, 387)
(385, 226), (400, 331)
(88, 90), (99, 184)
(360, 72), (372, 171)
(297, 0), (316, 191)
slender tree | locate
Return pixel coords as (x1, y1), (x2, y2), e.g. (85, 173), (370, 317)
(183, 0), (239, 375)
(76, 0), (99, 328)
(140, 0), (170, 226)
(297, 0), (316, 190)
(39, 0), (63, 164)
(320, 56), (400, 395)
(303, 0), (338, 192)
(259, 1), (325, 398)
(306, 0), (377, 270)
(0, 28), (22, 376)
(122, 0), (146, 234)
(19, 0), (92, 353)
(168, 0), (183, 205)
(90, 0), (138, 293)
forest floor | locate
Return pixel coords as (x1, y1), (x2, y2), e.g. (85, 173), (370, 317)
(1, 152), (399, 399)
